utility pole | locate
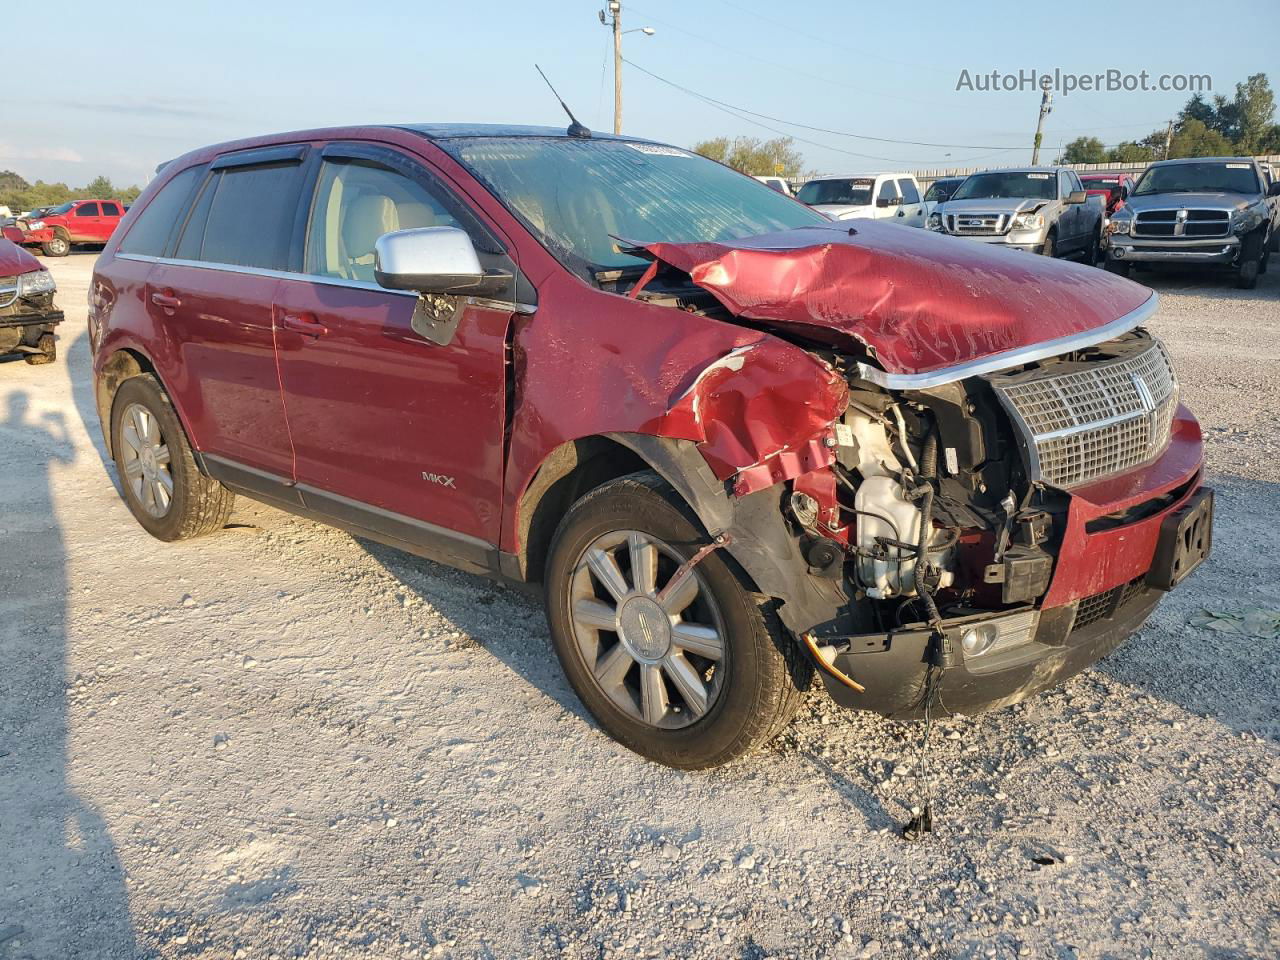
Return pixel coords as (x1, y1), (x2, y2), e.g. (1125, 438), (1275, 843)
(598, 3), (654, 135)
(1031, 90), (1053, 165)
(610, 1), (622, 134)
(1163, 120), (1174, 160)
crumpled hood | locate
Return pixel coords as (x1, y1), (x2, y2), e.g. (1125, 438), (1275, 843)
(939, 196), (1045, 216)
(0, 237), (41, 277)
(811, 203), (873, 220)
(1124, 191), (1252, 213)
(642, 220), (1154, 377)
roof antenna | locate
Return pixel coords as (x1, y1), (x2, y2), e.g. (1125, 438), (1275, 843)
(535, 64), (592, 139)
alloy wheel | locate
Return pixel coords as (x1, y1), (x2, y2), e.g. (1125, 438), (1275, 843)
(119, 402), (174, 518)
(568, 530), (727, 730)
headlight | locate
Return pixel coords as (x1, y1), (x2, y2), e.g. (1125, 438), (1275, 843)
(17, 269), (56, 297)
(27, 219), (45, 230)
(1107, 218), (1131, 235)
(927, 212), (943, 230)
(1011, 212), (1044, 231)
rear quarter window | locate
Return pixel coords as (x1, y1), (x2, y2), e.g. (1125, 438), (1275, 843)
(118, 166), (205, 257)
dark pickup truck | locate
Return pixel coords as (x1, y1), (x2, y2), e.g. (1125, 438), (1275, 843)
(1105, 157), (1280, 288)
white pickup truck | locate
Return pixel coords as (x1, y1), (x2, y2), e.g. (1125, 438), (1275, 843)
(795, 172), (926, 226)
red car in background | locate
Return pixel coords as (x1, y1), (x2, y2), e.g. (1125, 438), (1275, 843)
(2, 198), (126, 257)
(1079, 173), (1136, 217)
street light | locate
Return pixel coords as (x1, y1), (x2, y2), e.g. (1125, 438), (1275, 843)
(599, 3), (655, 134)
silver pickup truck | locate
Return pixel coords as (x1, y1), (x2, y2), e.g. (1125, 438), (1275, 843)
(1104, 156), (1280, 289)
(927, 167), (1106, 261)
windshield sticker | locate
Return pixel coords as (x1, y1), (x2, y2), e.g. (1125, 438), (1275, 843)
(626, 143), (693, 158)
(1225, 162), (1250, 169)
(1027, 174), (1051, 179)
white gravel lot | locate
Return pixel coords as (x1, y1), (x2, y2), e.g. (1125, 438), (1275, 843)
(1, 253), (1278, 960)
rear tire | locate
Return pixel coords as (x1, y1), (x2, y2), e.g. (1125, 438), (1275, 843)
(41, 234), (70, 257)
(544, 471), (810, 769)
(110, 374), (234, 541)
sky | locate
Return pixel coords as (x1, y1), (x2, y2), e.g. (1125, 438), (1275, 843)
(5, 0), (1278, 189)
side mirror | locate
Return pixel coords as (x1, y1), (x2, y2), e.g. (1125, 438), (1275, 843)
(1268, 181), (1280, 197)
(374, 227), (513, 346)
(876, 196), (900, 208)
(1065, 190), (1088, 205)
(374, 227), (509, 297)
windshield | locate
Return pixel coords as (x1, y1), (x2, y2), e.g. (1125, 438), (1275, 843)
(439, 137), (826, 275)
(46, 202), (75, 216)
(923, 179), (960, 203)
(952, 172), (1057, 201)
(1133, 162), (1260, 196)
(796, 178), (874, 207)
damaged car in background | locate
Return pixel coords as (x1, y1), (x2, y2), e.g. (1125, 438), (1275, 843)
(88, 124), (1210, 774)
(0, 236), (61, 364)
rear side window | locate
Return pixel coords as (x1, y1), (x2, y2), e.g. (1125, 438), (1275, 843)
(101, 202), (121, 216)
(76, 203), (99, 217)
(118, 165), (204, 257)
(178, 161), (305, 270)
(897, 179), (921, 204)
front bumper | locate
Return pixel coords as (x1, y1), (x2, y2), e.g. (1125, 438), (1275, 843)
(1108, 236), (1240, 264)
(3, 226), (53, 247)
(813, 407), (1208, 719)
(943, 232), (1044, 252)
(0, 303), (63, 356)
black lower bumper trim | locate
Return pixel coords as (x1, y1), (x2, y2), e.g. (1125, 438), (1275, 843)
(817, 586), (1162, 719)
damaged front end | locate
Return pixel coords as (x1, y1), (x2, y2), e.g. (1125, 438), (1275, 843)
(626, 226), (1209, 719)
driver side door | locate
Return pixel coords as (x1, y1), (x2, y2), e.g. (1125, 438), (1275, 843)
(272, 143), (518, 560)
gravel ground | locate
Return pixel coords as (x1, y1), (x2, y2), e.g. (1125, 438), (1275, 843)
(1, 253), (1278, 960)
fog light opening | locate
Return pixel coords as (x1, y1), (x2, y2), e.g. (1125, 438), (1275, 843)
(961, 624), (998, 658)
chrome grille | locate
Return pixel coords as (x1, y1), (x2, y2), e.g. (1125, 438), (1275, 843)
(0, 275), (18, 309)
(947, 213), (1008, 235)
(1133, 208), (1231, 239)
(990, 339), (1178, 489)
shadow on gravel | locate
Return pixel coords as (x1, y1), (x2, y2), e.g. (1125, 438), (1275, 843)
(66, 331), (117, 481)
(1094, 475), (1280, 740)
(356, 539), (595, 723)
(0, 391), (137, 957)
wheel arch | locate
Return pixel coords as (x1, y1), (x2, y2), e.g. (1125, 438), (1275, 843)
(96, 348), (199, 464)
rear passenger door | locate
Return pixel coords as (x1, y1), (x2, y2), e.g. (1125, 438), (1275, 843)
(145, 146), (309, 481)
(895, 178), (925, 227)
(271, 143), (516, 555)
(99, 201), (123, 241)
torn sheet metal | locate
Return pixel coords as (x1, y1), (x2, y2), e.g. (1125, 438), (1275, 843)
(645, 339), (849, 495)
(642, 221), (1153, 378)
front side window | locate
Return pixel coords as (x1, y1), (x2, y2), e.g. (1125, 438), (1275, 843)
(182, 161), (304, 269)
(951, 172), (1057, 201)
(442, 137), (826, 275)
(119, 165), (205, 257)
(305, 159), (463, 282)
(796, 178), (875, 207)
(75, 203), (99, 217)
(877, 180), (898, 203)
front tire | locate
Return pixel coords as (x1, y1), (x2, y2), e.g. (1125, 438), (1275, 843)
(41, 234), (70, 257)
(110, 374), (234, 541)
(545, 472), (809, 769)
(23, 333), (56, 365)
(1040, 231), (1057, 258)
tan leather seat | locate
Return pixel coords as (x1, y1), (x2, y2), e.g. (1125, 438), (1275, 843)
(342, 194), (397, 281)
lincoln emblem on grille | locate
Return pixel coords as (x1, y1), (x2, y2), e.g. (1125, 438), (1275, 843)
(1130, 370), (1158, 433)
(1173, 208), (1188, 237)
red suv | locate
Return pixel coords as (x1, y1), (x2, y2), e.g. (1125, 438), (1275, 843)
(89, 125), (1211, 769)
(4, 198), (126, 256)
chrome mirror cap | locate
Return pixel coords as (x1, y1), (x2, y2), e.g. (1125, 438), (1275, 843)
(374, 226), (484, 294)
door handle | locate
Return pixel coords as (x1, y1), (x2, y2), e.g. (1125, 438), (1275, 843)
(897, 210), (905, 217)
(151, 290), (181, 315)
(280, 312), (327, 338)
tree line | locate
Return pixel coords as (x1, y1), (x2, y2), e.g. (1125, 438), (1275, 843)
(1059, 73), (1278, 165)
(0, 171), (143, 214)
